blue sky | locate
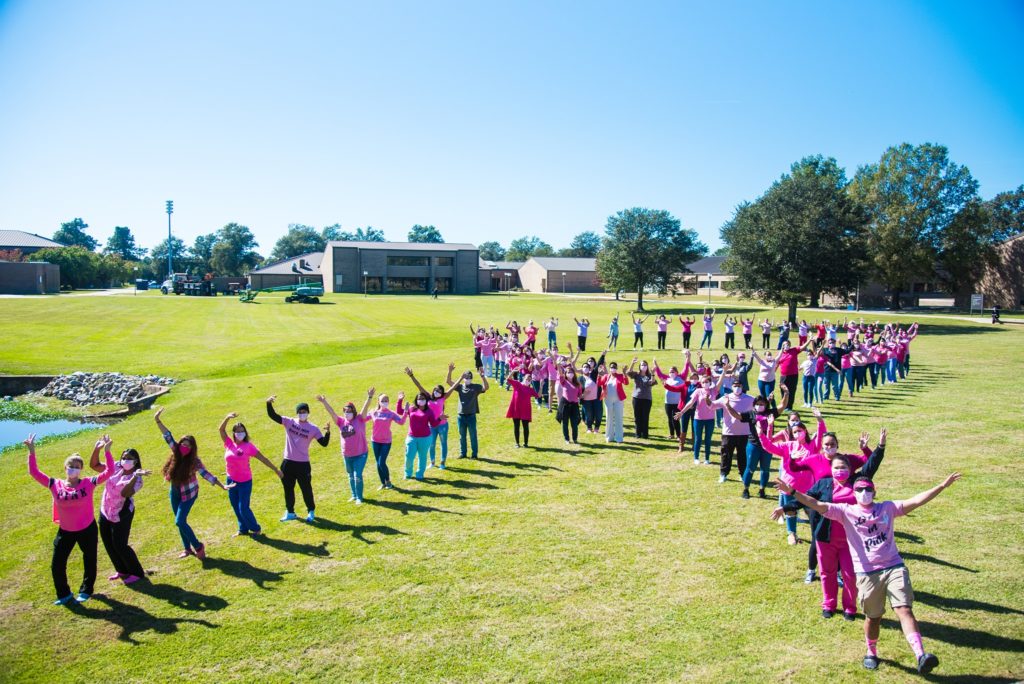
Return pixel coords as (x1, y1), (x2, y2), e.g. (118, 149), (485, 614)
(0, 0), (1021, 253)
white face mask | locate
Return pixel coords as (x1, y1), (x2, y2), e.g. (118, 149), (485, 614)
(379, 401), (389, 408)
(344, 412), (355, 421)
(731, 386), (743, 395)
(297, 412), (309, 422)
(120, 460), (136, 471)
(416, 399), (427, 407)
(433, 391), (442, 398)
(66, 467), (82, 479)
(754, 405), (765, 413)
(823, 446), (838, 457)
(854, 489), (875, 506)
(233, 431), (246, 441)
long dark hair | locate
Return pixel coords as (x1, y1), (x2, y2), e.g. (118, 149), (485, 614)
(231, 422), (249, 443)
(121, 447), (142, 468)
(162, 435), (198, 485)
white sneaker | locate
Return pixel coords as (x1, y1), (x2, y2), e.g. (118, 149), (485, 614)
(718, 475), (726, 483)
(348, 497), (356, 502)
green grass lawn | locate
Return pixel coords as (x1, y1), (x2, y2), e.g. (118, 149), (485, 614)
(0, 292), (1021, 683)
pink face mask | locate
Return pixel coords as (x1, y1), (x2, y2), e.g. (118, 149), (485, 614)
(178, 443), (192, 455)
(832, 468), (850, 481)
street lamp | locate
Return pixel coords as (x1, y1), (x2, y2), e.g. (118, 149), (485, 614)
(707, 272), (712, 305)
(562, 272), (566, 294)
(505, 272), (511, 298)
(165, 200), (174, 279)
(363, 270), (369, 297)
(133, 265), (139, 296)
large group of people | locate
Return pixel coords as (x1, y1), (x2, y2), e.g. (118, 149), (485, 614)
(21, 308), (954, 674)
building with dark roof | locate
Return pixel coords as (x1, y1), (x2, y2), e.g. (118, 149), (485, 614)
(680, 256), (733, 296)
(248, 252), (324, 290)
(0, 229), (64, 255)
(320, 241), (481, 294)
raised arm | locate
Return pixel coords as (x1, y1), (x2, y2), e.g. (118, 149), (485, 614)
(860, 428), (887, 479)
(404, 367), (430, 397)
(153, 406), (170, 436)
(266, 395), (283, 424)
(445, 361), (456, 387)
(219, 412), (237, 443)
(89, 436), (105, 473)
(95, 443), (116, 485)
(479, 370), (490, 393)
(899, 473), (961, 514)
(359, 387), (376, 419)
(775, 478), (828, 515)
(24, 434), (49, 487)
(317, 394), (340, 423)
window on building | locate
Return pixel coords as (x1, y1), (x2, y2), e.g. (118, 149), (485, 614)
(334, 274), (344, 288)
(435, 257), (453, 266)
(434, 277), (452, 293)
(698, 281), (720, 289)
(387, 256), (429, 267)
(387, 277), (428, 293)
(364, 276), (382, 293)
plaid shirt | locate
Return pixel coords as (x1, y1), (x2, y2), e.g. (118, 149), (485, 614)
(163, 431), (218, 501)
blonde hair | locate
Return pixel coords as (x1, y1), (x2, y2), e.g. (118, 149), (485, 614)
(64, 454), (84, 469)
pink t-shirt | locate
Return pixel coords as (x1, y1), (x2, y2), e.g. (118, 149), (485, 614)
(371, 409), (404, 444)
(777, 347), (802, 376)
(557, 378), (582, 402)
(824, 500), (906, 574)
(703, 316), (713, 331)
(681, 320), (693, 333)
(223, 437), (260, 482)
(336, 415), (368, 457)
(429, 397), (448, 426)
(690, 387), (717, 421)
(742, 320), (753, 334)
(657, 319), (669, 332)
(712, 393), (754, 435)
(581, 376), (599, 401)
(281, 416), (323, 463)
(29, 451), (113, 532)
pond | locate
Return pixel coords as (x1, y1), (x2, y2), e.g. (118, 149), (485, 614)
(0, 418), (108, 451)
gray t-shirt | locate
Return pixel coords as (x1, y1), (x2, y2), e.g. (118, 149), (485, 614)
(456, 383), (484, 415)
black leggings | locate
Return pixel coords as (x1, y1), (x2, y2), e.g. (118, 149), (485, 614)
(560, 400), (580, 442)
(513, 418), (531, 446)
(724, 332), (735, 349)
(281, 459), (315, 514)
(664, 403), (679, 437)
(52, 520), (97, 600)
(634, 332), (643, 348)
(743, 333), (751, 349)
(99, 507), (144, 578)
(577, 335), (587, 351)
(632, 397), (652, 437)
(782, 374), (798, 410)
(762, 334), (770, 349)
(657, 331), (667, 349)
(683, 332), (691, 348)
(583, 398), (603, 431)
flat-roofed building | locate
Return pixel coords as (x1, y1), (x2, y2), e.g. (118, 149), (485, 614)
(517, 257), (601, 293)
(320, 241), (480, 294)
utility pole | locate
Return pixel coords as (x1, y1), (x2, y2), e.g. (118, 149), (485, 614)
(165, 200), (174, 278)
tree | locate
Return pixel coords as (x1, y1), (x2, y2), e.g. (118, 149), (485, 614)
(408, 224), (444, 243)
(721, 156), (867, 320)
(850, 143), (980, 309)
(190, 233), (219, 274)
(53, 218), (98, 251)
(0, 249), (24, 262)
(596, 207), (707, 311)
(478, 241), (506, 261)
(712, 245), (731, 257)
(210, 223), (261, 275)
(104, 226), (145, 260)
(34, 247), (98, 289)
(322, 224), (347, 241)
(352, 226), (385, 242)
(559, 231), (601, 257)
(935, 199), (994, 295)
(506, 236), (555, 262)
(271, 224), (326, 261)
(983, 185), (1024, 243)
(149, 237), (187, 277)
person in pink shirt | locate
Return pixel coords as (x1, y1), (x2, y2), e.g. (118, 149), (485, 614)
(741, 317), (754, 349)
(778, 471), (961, 674)
(676, 371), (723, 464)
(319, 389), (375, 504)
(217, 412), (283, 534)
(699, 308), (716, 350)
(506, 371), (541, 447)
(398, 391), (446, 479)
(759, 409), (826, 545)
(26, 433), (115, 604)
(524, 320), (539, 351)
(679, 315), (695, 349)
(406, 363), (458, 470)
(369, 392), (406, 490)
(776, 338), (812, 411)
(655, 315), (669, 350)
(89, 436), (149, 585)
(265, 395), (331, 523)
(555, 366), (583, 444)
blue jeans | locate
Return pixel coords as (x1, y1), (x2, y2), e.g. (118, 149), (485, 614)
(344, 453), (368, 500)
(169, 488), (200, 551)
(482, 356), (494, 377)
(757, 379), (775, 401)
(372, 441), (392, 485)
(692, 418), (714, 462)
(822, 369), (841, 400)
(548, 331), (556, 347)
(699, 330), (712, 349)
(429, 422), (449, 464)
(886, 358), (898, 383)
(779, 493), (798, 534)
(458, 414), (478, 457)
(802, 375), (817, 405)
(405, 436), (431, 478)
(227, 477), (260, 533)
(742, 440), (772, 489)
(777, 334), (789, 350)
(840, 368), (854, 396)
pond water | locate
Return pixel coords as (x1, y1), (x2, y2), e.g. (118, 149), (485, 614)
(0, 418), (107, 450)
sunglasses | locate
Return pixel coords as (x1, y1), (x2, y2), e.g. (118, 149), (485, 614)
(853, 486), (875, 493)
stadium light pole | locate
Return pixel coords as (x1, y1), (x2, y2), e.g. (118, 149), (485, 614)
(165, 200), (174, 278)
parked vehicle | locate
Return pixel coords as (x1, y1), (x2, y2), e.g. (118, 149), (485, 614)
(285, 284), (324, 304)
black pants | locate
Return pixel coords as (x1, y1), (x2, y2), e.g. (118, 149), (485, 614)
(560, 400), (580, 442)
(762, 334), (770, 349)
(474, 350), (482, 369)
(99, 508), (144, 578)
(808, 538), (818, 571)
(634, 332), (643, 348)
(583, 398), (603, 431)
(720, 434), (749, 478)
(683, 332), (691, 348)
(664, 403), (680, 437)
(657, 331), (667, 349)
(743, 333), (751, 349)
(724, 332), (735, 349)
(52, 520), (98, 599)
(578, 335), (587, 351)
(281, 459), (315, 514)
(513, 418), (530, 446)
(782, 374), (798, 410)
(632, 397), (652, 437)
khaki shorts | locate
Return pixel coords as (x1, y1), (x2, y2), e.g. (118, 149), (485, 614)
(856, 565), (914, 619)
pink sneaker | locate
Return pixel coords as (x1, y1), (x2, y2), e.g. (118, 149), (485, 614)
(109, 572), (126, 581)
(122, 575), (141, 584)
(194, 543), (206, 560)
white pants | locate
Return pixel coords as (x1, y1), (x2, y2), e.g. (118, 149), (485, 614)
(604, 398), (625, 442)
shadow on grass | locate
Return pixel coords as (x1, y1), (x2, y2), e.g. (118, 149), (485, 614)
(201, 556), (289, 589)
(895, 531), (925, 544)
(423, 476), (499, 491)
(68, 594), (219, 644)
(476, 456), (564, 472)
(361, 498), (464, 516)
(879, 657), (1019, 683)
(442, 466), (516, 480)
(128, 581), (228, 611)
(251, 534), (330, 557)
(880, 617), (1024, 652)
(390, 484), (471, 500)
(915, 591), (1024, 616)
(901, 551), (978, 573)
(310, 516), (406, 544)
